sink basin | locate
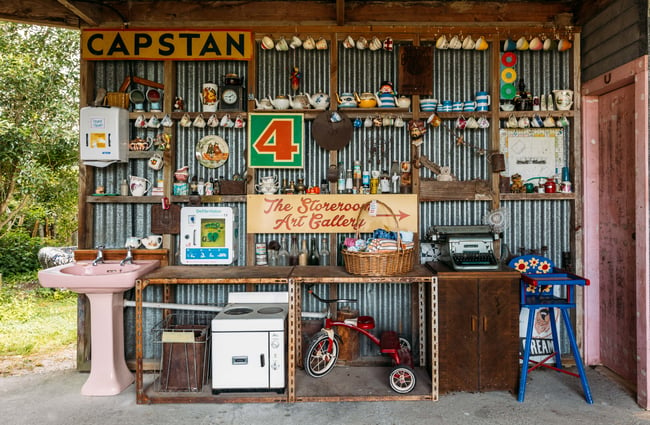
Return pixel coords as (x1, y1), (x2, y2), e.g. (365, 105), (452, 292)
(38, 259), (160, 396)
(39, 260), (160, 293)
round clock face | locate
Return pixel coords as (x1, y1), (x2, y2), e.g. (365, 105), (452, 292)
(222, 88), (238, 105)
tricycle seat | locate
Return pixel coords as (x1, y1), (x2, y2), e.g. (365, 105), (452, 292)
(357, 315), (375, 330)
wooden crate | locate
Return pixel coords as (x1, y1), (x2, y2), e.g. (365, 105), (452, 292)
(419, 179), (492, 201)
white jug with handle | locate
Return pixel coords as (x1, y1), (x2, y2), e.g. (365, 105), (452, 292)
(129, 175), (151, 196)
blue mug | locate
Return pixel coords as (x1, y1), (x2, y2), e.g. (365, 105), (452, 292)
(452, 101), (463, 112)
(475, 91), (491, 111)
(463, 101), (476, 112)
(440, 100), (453, 112)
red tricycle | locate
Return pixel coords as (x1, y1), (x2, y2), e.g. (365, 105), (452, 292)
(303, 284), (416, 393)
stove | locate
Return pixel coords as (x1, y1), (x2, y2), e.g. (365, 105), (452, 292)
(211, 292), (288, 393)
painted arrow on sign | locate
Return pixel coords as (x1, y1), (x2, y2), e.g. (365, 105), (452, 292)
(374, 210), (410, 221)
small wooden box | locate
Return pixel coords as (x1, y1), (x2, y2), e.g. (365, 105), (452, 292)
(419, 179), (492, 201)
(219, 180), (246, 195)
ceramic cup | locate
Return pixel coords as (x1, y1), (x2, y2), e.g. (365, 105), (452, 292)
(503, 38), (517, 52)
(529, 36), (543, 51)
(193, 113), (206, 128)
(462, 35), (475, 50)
(261, 36), (274, 50)
(207, 113), (219, 127)
(148, 152), (164, 171)
(449, 35), (462, 49)
(275, 36), (289, 51)
(506, 114), (518, 128)
(475, 36), (489, 51)
(125, 237), (141, 249)
(558, 38), (572, 52)
(516, 36), (529, 50)
(466, 116), (479, 129)
(463, 101), (476, 112)
(290, 35), (302, 49)
(369, 36), (382, 51)
(343, 35), (355, 49)
(303, 36), (316, 50)
(316, 37), (328, 50)
(435, 35), (449, 50)
(356, 36), (368, 50)
(452, 101), (463, 112)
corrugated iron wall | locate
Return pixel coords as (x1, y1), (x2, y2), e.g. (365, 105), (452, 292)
(94, 39), (575, 359)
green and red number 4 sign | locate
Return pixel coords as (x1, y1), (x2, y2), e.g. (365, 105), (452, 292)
(248, 113), (304, 168)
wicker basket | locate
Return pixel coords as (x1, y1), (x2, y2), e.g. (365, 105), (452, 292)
(342, 200), (414, 276)
(104, 92), (130, 109)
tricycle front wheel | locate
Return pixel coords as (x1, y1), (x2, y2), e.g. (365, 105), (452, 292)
(389, 365), (416, 393)
(305, 331), (339, 378)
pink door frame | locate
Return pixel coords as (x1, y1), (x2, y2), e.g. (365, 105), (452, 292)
(582, 56), (649, 408)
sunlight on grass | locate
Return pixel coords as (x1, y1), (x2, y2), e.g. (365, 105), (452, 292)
(0, 289), (77, 356)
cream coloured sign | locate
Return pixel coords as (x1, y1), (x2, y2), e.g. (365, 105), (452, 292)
(246, 194), (418, 234)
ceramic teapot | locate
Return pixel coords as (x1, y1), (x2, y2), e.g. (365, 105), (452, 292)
(142, 235), (163, 250)
(396, 96), (411, 109)
(289, 93), (311, 109)
(355, 92), (377, 108)
(553, 89), (574, 111)
(268, 95), (290, 110)
(254, 97), (274, 110)
(309, 91), (330, 110)
(336, 92), (357, 107)
(255, 175), (280, 194)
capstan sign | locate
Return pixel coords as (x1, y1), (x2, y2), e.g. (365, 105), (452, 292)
(246, 194), (418, 234)
(81, 29), (254, 60)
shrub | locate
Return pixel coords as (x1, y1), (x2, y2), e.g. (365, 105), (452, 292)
(0, 232), (43, 277)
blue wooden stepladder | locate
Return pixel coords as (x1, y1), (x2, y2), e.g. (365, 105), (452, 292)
(509, 254), (593, 404)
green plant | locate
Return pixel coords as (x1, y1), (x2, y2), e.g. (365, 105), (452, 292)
(0, 232), (43, 277)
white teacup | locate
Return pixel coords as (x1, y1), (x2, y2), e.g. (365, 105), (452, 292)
(125, 237), (141, 249)
(142, 235), (163, 250)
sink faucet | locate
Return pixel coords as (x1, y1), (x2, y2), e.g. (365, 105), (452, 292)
(120, 246), (134, 266)
(92, 245), (105, 266)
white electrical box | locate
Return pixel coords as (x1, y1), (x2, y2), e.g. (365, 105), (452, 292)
(180, 206), (238, 265)
(79, 106), (129, 165)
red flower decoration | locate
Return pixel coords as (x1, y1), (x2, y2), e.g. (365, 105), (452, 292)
(539, 261), (552, 273)
(514, 259), (529, 273)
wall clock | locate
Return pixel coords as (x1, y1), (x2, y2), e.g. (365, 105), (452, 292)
(219, 85), (244, 111)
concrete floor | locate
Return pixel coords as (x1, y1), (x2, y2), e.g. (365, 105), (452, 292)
(2, 366), (650, 425)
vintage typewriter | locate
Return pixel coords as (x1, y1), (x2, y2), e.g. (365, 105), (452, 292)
(430, 225), (499, 271)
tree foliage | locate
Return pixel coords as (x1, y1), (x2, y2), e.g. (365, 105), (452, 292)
(0, 22), (80, 242)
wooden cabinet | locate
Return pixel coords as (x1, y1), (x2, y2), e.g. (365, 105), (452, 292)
(432, 263), (520, 394)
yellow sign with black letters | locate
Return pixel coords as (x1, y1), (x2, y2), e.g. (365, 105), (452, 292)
(82, 29), (253, 60)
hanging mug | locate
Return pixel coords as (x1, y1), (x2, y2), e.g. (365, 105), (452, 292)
(148, 152), (164, 171)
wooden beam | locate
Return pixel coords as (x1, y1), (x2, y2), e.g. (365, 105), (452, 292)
(336, 0), (345, 26)
(57, 0), (97, 26)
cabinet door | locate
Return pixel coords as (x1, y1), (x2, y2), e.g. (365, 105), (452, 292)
(477, 278), (519, 392)
(438, 278), (479, 393)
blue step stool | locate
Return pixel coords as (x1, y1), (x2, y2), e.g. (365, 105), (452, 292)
(509, 255), (593, 404)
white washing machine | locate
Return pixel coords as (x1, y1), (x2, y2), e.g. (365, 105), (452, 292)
(211, 292), (288, 393)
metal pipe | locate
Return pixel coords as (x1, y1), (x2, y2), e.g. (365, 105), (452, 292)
(123, 299), (327, 319)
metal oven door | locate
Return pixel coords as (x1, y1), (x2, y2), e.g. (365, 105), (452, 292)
(212, 331), (269, 390)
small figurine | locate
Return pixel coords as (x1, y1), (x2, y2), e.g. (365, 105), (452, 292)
(510, 173), (526, 193)
(408, 120), (427, 147)
(290, 66), (302, 92)
(173, 96), (184, 112)
(376, 80), (397, 107)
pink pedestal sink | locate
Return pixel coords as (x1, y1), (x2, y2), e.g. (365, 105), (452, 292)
(38, 260), (160, 396)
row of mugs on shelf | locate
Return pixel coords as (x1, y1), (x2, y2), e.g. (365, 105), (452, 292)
(435, 34), (489, 51)
(421, 93), (490, 112)
(133, 113), (246, 129)
(504, 114), (570, 129)
(261, 35), (328, 51)
(503, 36), (573, 52)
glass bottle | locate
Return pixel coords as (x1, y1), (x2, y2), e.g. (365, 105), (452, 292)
(289, 235), (299, 265)
(190, 175), (198, 194)
(278, 237), (290, 266)
(308, 238), (320, 265)
(298, 238), (308, 266)
(319, 237), (330, 266)
(380, 170), (390, 193)
(337, 161), (346, 194)
(345, 169), (353, 193)
(353, 160), (362, 189)
(390, 161), (401, 193)
(281, 178), (289, 194)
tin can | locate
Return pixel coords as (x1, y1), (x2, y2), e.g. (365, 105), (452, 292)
(560, 181), (572, 193)
(173, 182), (188, 195)
(255, 243), (268, 265)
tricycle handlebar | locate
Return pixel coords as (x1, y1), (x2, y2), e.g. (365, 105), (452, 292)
(306, 284), (357, 304)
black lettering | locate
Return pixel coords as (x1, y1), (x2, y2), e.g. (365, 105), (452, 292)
(158, 33), (174, 56)
(87, 33), (103, 55)
(200, 33), (221, 56)
(179, 33), (200, 56)
(226, 33), (245, 56)
(134, 33), (152, 55)
(107, 33), (130, 56)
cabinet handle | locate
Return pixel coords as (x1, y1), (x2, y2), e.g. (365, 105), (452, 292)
(471, 315), (477, 331)
(483, 316), (488, 332)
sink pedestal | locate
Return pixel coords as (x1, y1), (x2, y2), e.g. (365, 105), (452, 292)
(82, 292), (133, 396)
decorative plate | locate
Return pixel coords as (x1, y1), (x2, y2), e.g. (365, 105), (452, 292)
(501, 83), (516, 100)
(501, 67), (517, 83)
(501, 52), (517, 67)
(195, 135), (229, 168)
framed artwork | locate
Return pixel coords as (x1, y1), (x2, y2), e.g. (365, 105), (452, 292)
(499, 128), (565, 182)
(248, 113), (304, 168)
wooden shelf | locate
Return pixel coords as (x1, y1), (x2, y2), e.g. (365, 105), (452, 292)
(497, 110), (575, 118)
(499, 192), (576, 200)
(87, 195), (163, 203)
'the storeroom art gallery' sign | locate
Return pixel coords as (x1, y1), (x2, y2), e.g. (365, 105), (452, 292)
(82, 29), (254, 60)
(247, 195), (418, 233)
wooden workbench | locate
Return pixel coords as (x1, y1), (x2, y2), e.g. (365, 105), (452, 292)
(134, 265), (438, 404)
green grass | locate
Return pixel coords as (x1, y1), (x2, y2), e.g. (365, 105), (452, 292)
(0, 272), (77, 356)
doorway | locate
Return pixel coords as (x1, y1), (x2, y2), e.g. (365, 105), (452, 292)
(582, 56), (649, 408)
